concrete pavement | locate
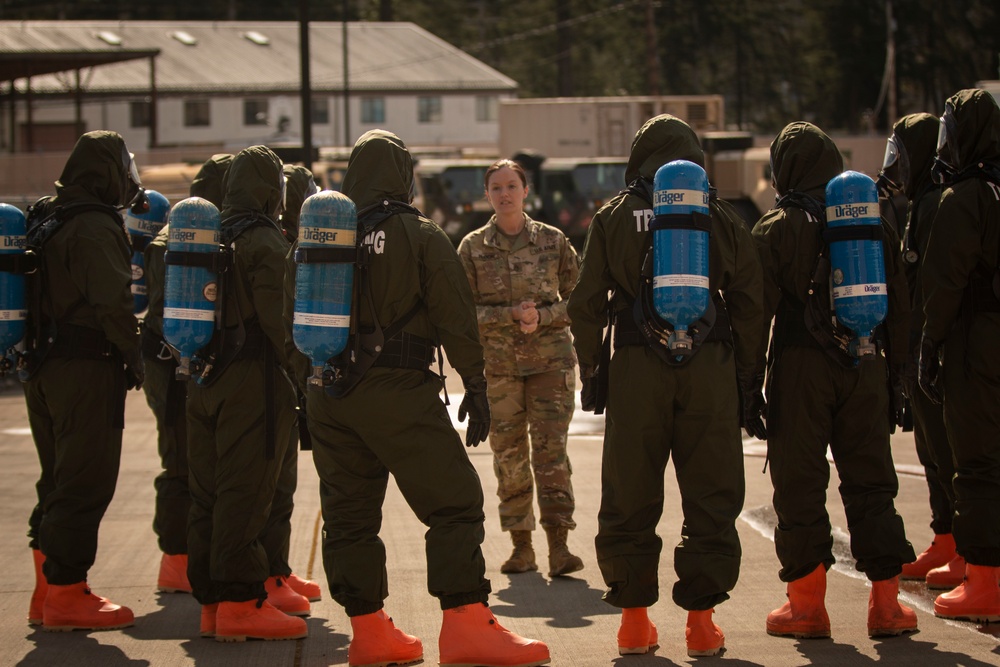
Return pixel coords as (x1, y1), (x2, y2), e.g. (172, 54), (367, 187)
(1, 376), (999, 666)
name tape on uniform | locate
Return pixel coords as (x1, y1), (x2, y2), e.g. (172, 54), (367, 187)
(653, 274), (711, 289)
(294, 312), (350, 328)
(832, 283), (886, 298)
(164, 306), (215, 322)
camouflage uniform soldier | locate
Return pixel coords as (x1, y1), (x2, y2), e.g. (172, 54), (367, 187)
(458, 159), (583, 577)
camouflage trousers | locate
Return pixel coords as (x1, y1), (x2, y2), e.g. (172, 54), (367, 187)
(486, 368), (576, 532)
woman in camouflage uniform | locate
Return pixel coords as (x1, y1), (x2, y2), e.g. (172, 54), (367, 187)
(458, 159), (583, 577)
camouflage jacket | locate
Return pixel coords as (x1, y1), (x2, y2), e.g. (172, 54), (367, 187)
(458, 214), (579, 376)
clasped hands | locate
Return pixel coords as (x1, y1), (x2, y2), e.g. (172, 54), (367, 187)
(511, 301), (539, 334)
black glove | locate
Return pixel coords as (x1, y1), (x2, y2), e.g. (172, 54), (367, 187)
(888, 364), (906, 434)
(458, 375), (491, 447)
(738, 370), (767, 441)
(917, 334), (942, 405)
(580, 374), (598, 413)
(123, 348), (145, 391)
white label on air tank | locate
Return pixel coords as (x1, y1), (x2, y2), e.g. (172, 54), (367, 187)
(653, 274), (710, 289)
(826, 203), (876, 222)
(0, 309), (26, 321)
(832, 283), (886, 298)
(168, 228), (219, 245)
(294, 312), (350, 327)
(163, 307), (215, 322)
(300, 227), (356, 246)
(1, 235), (25, 249)
(654, 189), (710, 208)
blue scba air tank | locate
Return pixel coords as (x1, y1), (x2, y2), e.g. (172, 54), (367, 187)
(0, 203), (27, 369)
(293, 190), (357, 388)
(825, 170), (887, 358)
(125, 190), (171, 313)
(163, 197), (221, 378)
(651, 160), (711, 355)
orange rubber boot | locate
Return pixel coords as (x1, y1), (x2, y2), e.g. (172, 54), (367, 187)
(28, 549), (47, 626)
(200, 603), (218, 638)
(157, 553), (192, 593)
(901, 534), (956, 580)
(686, 609), (725, 657)
(926, 554), (966, 590)
(765, 564), (831, 638)
(215, 599), (308, 641)
(934, 564), (1000, 622)
(286, 573), (322, 602)
(42, 581), (134, 631)
(348, 609), (423, 667)
(264, 575), (311, 616)
(617, 607), (658, 655)
(868, 576), (918, 637)
(439, 602), (550, 667)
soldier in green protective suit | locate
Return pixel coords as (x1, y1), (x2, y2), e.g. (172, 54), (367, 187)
(567, 114), (763, 657)
(290, 129), (550, 667)
(754, 121), (916, 640)
(23, 130), (144, 631)
(919, 88), (1000, 621)
(184, 145), (307, 641)
(879, 113), (958, 586)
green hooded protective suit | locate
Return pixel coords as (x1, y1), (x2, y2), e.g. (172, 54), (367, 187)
(299, 129), (492, 616)
(921, 89), (1000, 566)
(24, 130), (140, 585)
(185, 145), (298, 604)
(568, 114), (763, 610)
(753, 122), (914, 583)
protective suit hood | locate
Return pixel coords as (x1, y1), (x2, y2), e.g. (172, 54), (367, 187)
(54, 130), (134, 208)
(220, 146), (283, 221)
(945, 88), (1000, 170)
(625, 114), (705, 184)
(190, 153), (234, 208)
(770, 122), (843, 200)
(281, 163), (316, 238)
(342, 129), (414, 210)
(891, 113), (938, 199)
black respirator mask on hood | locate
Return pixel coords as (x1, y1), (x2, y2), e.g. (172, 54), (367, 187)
(877, 133), (909, 195)
(931, 103), (959, 186)
(120, 145), (148, 214)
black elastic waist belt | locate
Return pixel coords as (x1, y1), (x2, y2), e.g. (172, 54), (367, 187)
(48, 322), (115, 360)
(373, 330), (435, 370)
(613, 306), (732, 349)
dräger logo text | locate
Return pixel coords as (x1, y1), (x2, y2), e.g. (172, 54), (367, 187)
(833, 204), (870, 219)
(2, 235), (25, 249)
(169, 229), (197, 242)
(656, 191), (686, 205)
(302, 228), (342, 244)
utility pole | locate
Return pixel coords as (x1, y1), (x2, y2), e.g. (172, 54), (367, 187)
(299, 0), (313, 170)
(342, 0), (350, 147)
(886, 0), (897, 127)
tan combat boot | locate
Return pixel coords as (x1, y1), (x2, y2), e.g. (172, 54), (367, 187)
(500, 530), (537, 574)
(545, 526), (584, 577)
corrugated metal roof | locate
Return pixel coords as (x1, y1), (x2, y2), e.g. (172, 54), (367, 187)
(0, 21), (518, 94)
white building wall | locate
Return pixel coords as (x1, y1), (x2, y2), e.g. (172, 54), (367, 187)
(16, 90), (514, 153)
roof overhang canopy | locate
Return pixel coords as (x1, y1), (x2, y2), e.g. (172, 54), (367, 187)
(0, 49), (159, 81)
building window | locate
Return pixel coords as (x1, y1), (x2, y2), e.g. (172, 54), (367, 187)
(361, 97), (385, 124)
(130, 101), (151, 128)
(475, 96), (498, 122)
(311, 96), (330, 125)
(184, 99), (210, 127)
(244, 98), (269, 126)
(417, 96), (442, 123)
